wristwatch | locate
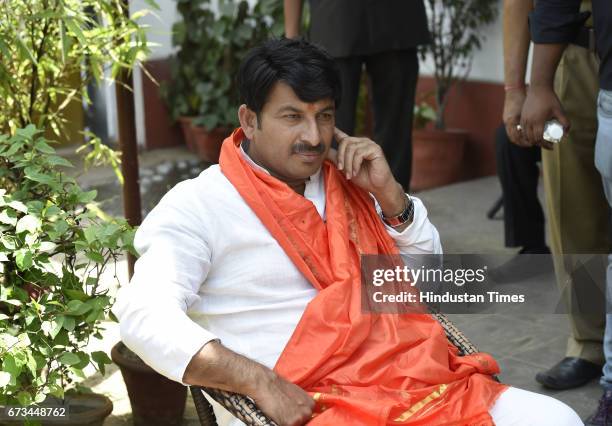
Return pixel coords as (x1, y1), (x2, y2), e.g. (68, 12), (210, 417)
(382, 194), (414, 228)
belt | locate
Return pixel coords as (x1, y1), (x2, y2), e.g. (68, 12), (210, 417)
(572, 27), (597, 52)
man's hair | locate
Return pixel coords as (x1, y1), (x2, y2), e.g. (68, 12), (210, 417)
(237, 38), (342, 123)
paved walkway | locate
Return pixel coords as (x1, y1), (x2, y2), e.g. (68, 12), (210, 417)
(65, 146), (601, 424)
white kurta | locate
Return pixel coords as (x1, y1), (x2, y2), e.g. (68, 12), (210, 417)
(113, 155), (582, 426)
(114, 156), (441, 385)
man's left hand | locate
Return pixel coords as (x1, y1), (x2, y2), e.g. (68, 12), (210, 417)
(329, 128), (396, 194)
(328, 128), (407, 222)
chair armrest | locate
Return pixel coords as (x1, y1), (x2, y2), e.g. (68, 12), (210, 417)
(190, 386), (277, 426)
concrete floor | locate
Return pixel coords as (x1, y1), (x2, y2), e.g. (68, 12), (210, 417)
(65, 146), (602, 424)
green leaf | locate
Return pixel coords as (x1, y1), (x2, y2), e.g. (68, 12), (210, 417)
(85, 251), (104, 264)
(8, 201), (28, 213)
(2, 354), (21, 380)
(62, 316), (75, 331)
(108, 310), (119, 323)
(34, 140), (56, 154)
(0, 210), (17, 226)
(83, 226), (97, 244)
(16, 36), (37, 64)
(46, 155), (74, 168)
(85, 308), (102, 323)
(16, 391), (32, 407)
(91, 351), (112, 364)
(64, 17), (87, 46)
(58, 352), (80, 366)
(49, 317), (64, 339)
(65, 300), (92, 316)
(70, 367), (86, 379)
(79, 190), (97, 204)
(16, 215), (41, 234)
(91, 351), (112, 375)
(15, 250), (33, 270)
(64, 289), (88, 302)
(26, 353), (37, 376)
(24, 167), (55, 185)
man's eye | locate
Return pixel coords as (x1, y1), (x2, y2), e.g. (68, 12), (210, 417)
(318, 113), (334, 121)
(284, 114), (300, 120)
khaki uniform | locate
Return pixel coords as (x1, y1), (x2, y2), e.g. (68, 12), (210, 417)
(542, 38), (611, 364)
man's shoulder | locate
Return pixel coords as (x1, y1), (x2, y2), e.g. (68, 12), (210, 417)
(164, 165), (234, 203)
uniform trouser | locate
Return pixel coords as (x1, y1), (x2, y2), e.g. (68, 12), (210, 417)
(334, 49), (419, 191)
(495, 125), (546, 249)
(542, 45), (610, 365)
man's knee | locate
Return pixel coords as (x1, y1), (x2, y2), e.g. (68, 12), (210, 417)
(490, 387), (582, 425)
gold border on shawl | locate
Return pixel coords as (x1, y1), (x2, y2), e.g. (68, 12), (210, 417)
(393, 384), (448, 422)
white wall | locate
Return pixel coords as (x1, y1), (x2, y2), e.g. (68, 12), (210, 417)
(117, 0), (507, 147)
(419, 2), (505, 84)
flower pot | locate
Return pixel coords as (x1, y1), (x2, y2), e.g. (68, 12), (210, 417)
(1, 393), (113, 426)
(111, 341), (187, 426)
(178, 117), (231, 163)
(178, 117), (197, 152)
(411, 128), (468, 192)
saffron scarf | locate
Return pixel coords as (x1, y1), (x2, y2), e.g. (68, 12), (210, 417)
(219, 129), (507, 425)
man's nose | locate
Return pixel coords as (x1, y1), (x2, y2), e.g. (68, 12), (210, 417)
(300, 118), (322, 146)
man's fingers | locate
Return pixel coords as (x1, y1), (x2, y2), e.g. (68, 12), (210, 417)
(343, 142), (358, 178)
(334, 127), (349, 143)
(505, 120), (524, 146)
(342, 140), (370, 179)
(555, 109), (571, 132)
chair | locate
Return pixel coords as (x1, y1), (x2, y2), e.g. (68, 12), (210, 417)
(190, 312), (480, 426)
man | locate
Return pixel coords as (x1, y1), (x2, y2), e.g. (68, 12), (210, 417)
(115, 39), (580, 425)
(520, 0), (612, 422)
(283, 0), (429, 190)
(503, 0), (609, 390)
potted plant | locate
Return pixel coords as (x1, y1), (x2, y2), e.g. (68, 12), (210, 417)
(0, 126), (136, 425)
(411, 94), (469, 191)
(161, 0), (284, 163)
(0, 1), (187, 424)
(411, 0), (498, 191)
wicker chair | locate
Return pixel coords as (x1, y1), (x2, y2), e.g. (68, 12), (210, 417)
(190, 312), (480, 426)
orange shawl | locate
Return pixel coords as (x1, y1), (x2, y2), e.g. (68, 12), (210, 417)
(219, 129), (507, 425)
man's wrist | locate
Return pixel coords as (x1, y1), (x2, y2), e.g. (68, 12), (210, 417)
(374, 181), (406, 218)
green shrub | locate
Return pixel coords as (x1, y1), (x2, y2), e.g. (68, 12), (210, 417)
(0, 125), (136, 410)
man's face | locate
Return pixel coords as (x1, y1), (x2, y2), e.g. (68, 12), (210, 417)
(241, 82), (335, 183)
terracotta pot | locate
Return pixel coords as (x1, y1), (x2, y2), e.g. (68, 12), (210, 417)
(1, 393), (112, 426)
(178, 117), (196, 152)
(411, 128), (468, 192)
(178, 117), (231, 163)
(111, 341), (187, 426)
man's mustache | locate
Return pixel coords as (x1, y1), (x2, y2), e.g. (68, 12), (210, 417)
(292, 142), (325, 154)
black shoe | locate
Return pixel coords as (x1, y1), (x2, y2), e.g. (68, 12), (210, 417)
(535, 357), (602, 390)
(585, 390), (612, 425)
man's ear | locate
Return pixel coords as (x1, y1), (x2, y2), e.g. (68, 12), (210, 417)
(238, 105), (258, 139)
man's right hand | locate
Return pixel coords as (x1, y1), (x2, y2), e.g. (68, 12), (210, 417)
(519, 85), (569, 150)
(183, 341), (314, 426)
(249, 370), (315, 426)
(503, 88), (527, 146)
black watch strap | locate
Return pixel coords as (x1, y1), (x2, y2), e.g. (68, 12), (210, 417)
(382, 195), (414, 228)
